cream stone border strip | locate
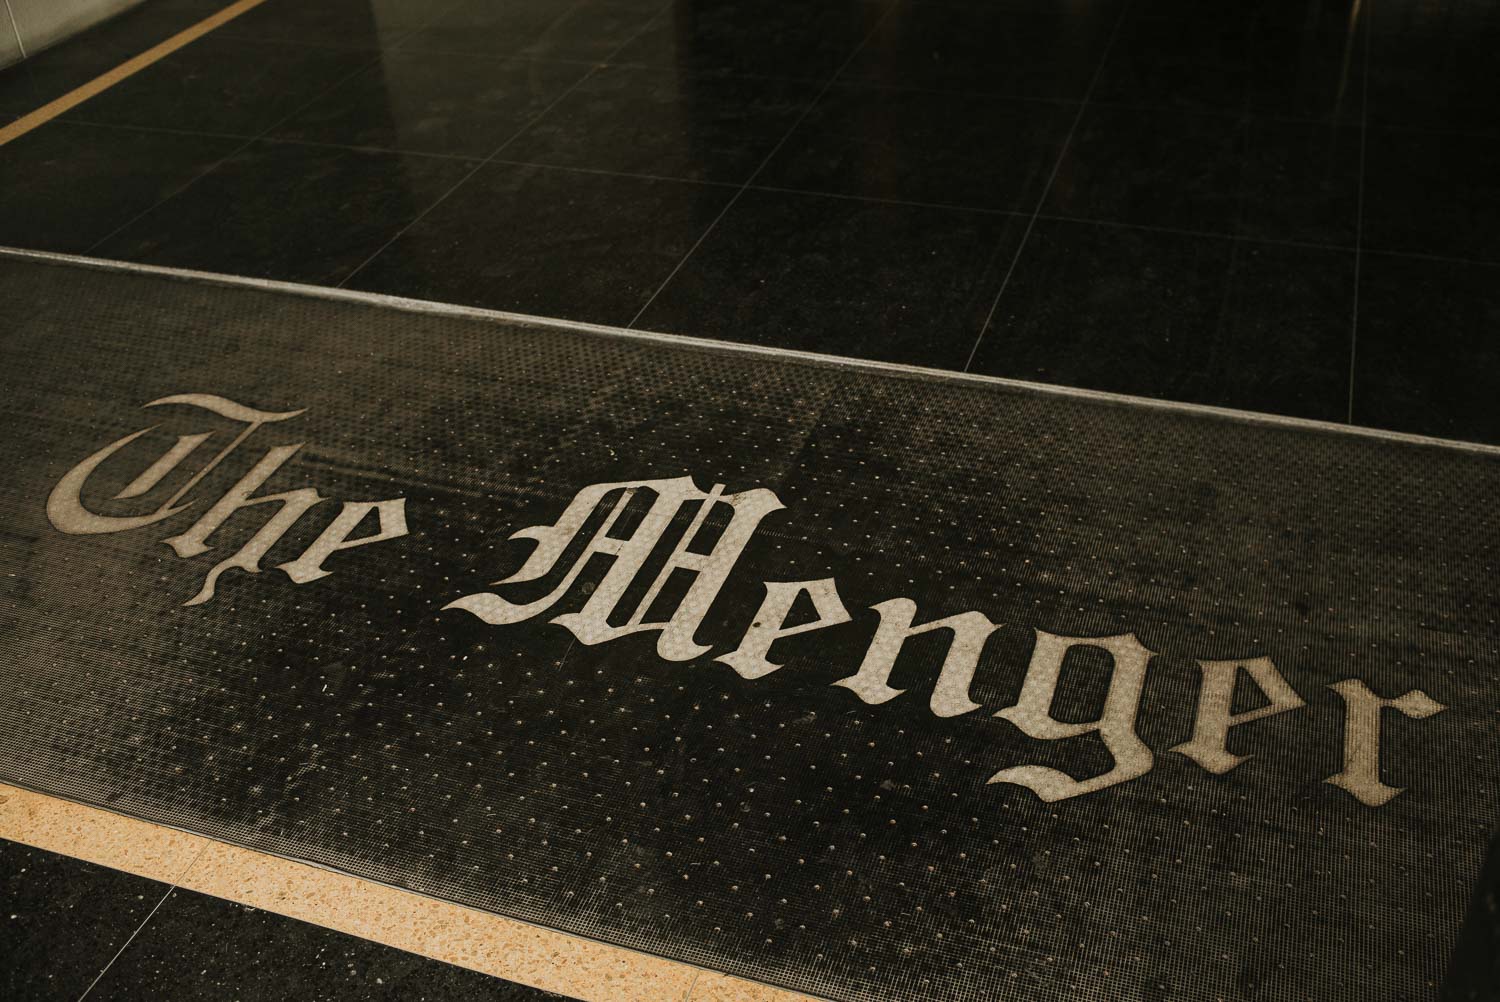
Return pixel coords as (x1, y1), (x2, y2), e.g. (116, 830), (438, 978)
(0, 783), (820, 1002)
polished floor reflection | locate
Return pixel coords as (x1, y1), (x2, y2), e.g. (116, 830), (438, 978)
(0, 0), (1496, 445)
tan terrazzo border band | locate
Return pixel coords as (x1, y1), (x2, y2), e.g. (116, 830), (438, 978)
(0, 782), (820, 1002)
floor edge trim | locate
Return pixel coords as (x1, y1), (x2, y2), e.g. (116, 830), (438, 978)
(4, 243), (1498, 459)
(0, 781), (816, 1002)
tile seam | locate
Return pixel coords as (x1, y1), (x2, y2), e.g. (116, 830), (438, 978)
(961, 0), (1136, 372)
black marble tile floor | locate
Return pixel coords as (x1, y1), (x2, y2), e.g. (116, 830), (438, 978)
(1, 0), (1498, 442)
(0, 838), (571, 1001)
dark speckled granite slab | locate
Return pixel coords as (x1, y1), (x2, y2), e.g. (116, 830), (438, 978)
(0, 249), (1496, 1002)
(0, 837), (569, 1000)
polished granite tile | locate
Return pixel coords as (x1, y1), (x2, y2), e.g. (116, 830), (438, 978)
(95, 139), (474, 284)
(402, 0), (663, 62)
(1245, 13), (1364, 122)
(758, 84), (1075, 211)
(272, 51), (589, 158)
(0, 121), (242, 253)
(213, 0), (447, 49)
(1362, 127), (1500, 264)
(1237, 116), (1361, 245)
(1128, 0), (1358, 31)
(1046, 105), (1360, 243)
(0, 43), (111, 118)
(1095, 8), (1361, 120)
(519, 0), (671, 62)
(378, 0), (565, 58)
(1207, 239), (1355, 418)
(635, 187), (1025, 368)
(86, 887), (569, 1001)
(1044, 105), (1244, 234)
(346, 162), (736, 325)
(970, 220), (1355, 418)
(1367, 0), (1500, 37)
(0, 0), (226, 116)
(61, 34), (374, 137)
(503, 65), (814, 183)
(1351, 253), (1500, 444)
(1, 837), (169, 1002)
(1443, 828), (1500, 1002)
(899, 0), (1124, 9)
(613, 0), (890, 80)
(841, 1), (1114, 99)
(1092, 13), (1252, 113)
(1365, 18), (1499, 135)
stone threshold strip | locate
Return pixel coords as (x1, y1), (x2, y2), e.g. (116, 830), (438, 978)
(49, 394), (1444, 813)
(0, 782), (813, 1002)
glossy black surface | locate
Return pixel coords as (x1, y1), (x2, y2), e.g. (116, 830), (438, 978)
(0, 122), (243, 253)
(635, 187), (1026, 368)
(272, 52), (589, 159)
(1351, 253), (1500, 444)
(95, 140), (475, 284)
(1093, 5), (1363, 119)
(969, 221), (1357, 418)
(0, 838), (569, 1001)
(760, 85), (1076, 212)
(88, 890), (569, 1001)
(0, 0), (226, 116)
(63, 34), (376, 137)
(1362, 127), (1500, 264)
(841, 2), (1114, 99)
(403, 0), (664, 63)
(1443, 831), (1500, 1002)
(503, 66), (815, 183)
(0, 838), (169, 1001)
(1045, 106), (1363, 244)
(614, 0), (889, 79)
(344, 162), (736, 325)
(2, 0), (1499, 442)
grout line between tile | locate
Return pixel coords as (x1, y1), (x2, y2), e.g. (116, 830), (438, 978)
(623, 0), (902, 330)
(70, 835), (213, 1000)
(1031, 211), (1338, 253)
(74, 884), (177, 1001)
(0, 783), (788, 1002)
(334, 0), (676, 291)
(70, 840), (213, 1002)
(36, 99), (1500, 273)
(74, 0), (478, 253)
(1201, 42), (1259, 393)
(1347, 0), (1372, 424)
(81, 65), (383, 253)
(487, 155), (744, 188)
(961, 0), (1134, 373)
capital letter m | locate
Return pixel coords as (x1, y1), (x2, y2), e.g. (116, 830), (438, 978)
(445, 476), (783, 661)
